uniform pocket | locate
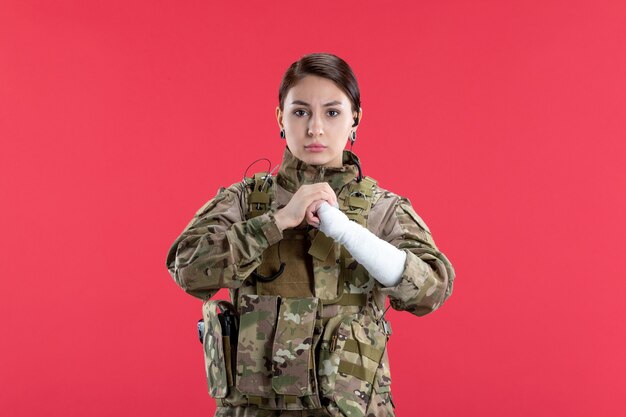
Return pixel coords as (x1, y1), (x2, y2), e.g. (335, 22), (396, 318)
(271, 297), (319, 396)
(235, 294), (279, 396)
(201, 300), (236, 399)
(318, 314), (388, 417)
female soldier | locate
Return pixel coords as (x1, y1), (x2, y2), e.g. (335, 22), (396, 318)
(166, 53), (455, 417)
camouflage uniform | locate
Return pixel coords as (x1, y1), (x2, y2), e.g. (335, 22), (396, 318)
(166, 146), (455, 416)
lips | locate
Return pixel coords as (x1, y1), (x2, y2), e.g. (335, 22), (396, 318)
(305, 144), (326, 153)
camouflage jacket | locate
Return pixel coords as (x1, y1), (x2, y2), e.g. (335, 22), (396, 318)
(165, 146), (455, 415)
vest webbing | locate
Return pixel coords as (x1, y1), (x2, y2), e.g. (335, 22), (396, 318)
(247, 172), (272, 218)
(244, 172), (378, 307)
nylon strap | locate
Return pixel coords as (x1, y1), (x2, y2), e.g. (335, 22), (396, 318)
(345, 212), (366, 227)
(357, 177), (376, 196)
(338, 360), (376, 385)
(347, 195), (370, 210)
(247, 395), (263, 406)
(246, 394), (299, 405)
(343, 339), (384, 363)
(336, 293), (367, 306)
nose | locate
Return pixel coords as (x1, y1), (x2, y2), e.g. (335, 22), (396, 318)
(307, 113), (324, 136)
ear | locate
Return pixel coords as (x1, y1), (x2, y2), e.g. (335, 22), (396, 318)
(276, 106), (284, 129)
(352, 107), (363, 129)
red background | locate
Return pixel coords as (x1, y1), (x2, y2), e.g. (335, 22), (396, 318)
(1, 1), (625, 416)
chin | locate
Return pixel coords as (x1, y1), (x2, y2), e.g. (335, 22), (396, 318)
(304, 157), (328, 166)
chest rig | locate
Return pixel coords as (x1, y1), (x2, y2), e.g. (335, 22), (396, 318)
(201, 169), (393, 413)
(246, 171), (378, 305)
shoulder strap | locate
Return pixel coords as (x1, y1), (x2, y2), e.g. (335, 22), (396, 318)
(341, 176), (378, 226)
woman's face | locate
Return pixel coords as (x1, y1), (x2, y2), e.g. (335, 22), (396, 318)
(276, 75), (361, 168)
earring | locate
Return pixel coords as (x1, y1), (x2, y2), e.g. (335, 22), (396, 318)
(280, 129), (285, 139)
(350, 131), (356, 142)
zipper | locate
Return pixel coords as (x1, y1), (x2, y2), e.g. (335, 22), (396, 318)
(317, 166), (326, 183)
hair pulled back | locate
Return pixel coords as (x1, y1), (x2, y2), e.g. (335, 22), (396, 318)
(278, 53), (361, 127)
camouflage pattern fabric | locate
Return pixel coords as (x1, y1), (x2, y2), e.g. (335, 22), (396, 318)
(271, 297), (319, 396)
(375, 199), (454, 316)
(214, 406), (333, 416)
(166, 146), (456, 416)
(317, 313), (392, 417)
(309, 234), (341, 301)
(236, 295), (278, 396)
(202, 301), (230, 398)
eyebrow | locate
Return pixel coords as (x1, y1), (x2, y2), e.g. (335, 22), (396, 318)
(290, 100), (344, 107)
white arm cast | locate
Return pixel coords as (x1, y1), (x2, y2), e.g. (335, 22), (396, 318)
(317, 202), (406, 287)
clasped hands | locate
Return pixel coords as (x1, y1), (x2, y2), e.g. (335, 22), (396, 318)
(273, 183), (337, 231)
(273, 183), (405, 287)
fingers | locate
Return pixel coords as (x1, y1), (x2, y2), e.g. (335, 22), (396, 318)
(323, 184), (338, 207)
(305, 202), (320, 227)
(306, 199), (329, 227)
(288, 183), (339, 228)
(310, 183), (337, 207)
(312, 200), (325, 212)
(296, 185), (336, 207)
(306, 214), (320, 228)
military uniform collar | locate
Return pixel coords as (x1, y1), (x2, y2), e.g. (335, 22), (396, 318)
(276, 146), (362, 194)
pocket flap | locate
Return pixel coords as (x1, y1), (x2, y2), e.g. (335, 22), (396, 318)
(236, 294), (279, 396)
(271, 297), (319, 396)
(202, 300), (229, 398)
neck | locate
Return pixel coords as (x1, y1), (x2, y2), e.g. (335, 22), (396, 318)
(276, 146), (362, 194)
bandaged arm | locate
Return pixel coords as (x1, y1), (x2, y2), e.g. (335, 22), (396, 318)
(317, 201), (406, 287)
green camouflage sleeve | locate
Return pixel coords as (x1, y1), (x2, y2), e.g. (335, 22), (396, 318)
(376, 196), (456, 316)
(165, 182), (283, 300)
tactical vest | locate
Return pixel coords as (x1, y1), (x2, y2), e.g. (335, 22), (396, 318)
(200, 172), (394, 415)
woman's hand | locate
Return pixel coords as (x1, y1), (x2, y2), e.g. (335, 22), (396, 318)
(303, 199), (329, 229)
(273, 183), (337, 231)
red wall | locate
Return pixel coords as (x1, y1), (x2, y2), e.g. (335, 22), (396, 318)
(1, 1), (625, 416)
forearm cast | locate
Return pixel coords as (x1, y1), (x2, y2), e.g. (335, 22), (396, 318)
(317, 202), (406, 287)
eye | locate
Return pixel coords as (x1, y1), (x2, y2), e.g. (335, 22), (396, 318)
(327, 110), (340, 117)
(294, 109), (309, 117)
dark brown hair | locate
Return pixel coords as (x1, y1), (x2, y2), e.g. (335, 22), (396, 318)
(278, 53), (361, 127)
